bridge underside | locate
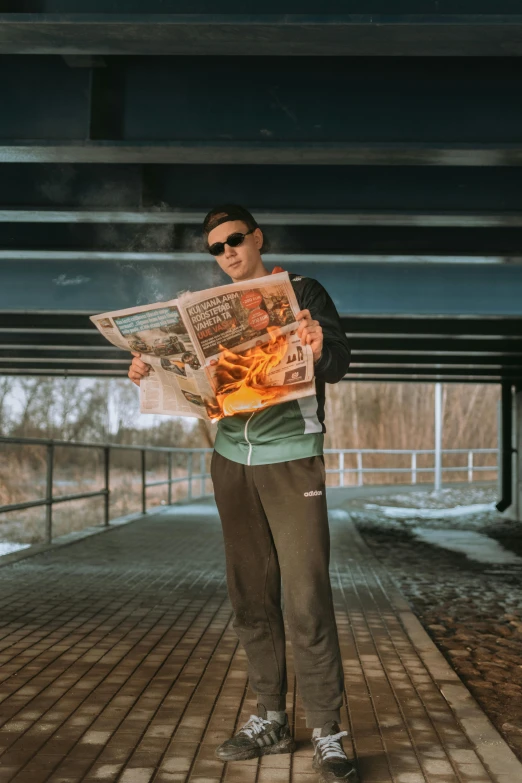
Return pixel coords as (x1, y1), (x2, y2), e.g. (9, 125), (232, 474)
(1, 310), (521, 385)
(0, 6), (521, 385)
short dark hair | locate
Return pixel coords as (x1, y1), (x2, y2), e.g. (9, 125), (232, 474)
(202, 203), (268, 253)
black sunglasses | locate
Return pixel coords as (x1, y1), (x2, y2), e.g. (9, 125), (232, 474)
(207, 228), (255, 256)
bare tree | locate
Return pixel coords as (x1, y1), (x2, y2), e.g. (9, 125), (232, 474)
(16, 379), (42, 435)
(324, 381), (499, 485)
(0, 378), (11, 434)
(197, 419), (216, 448)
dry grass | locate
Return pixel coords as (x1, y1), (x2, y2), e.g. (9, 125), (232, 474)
(0, 460), (211, 545)
(324, 382), (499, 487)
(1, 381), (499, 537)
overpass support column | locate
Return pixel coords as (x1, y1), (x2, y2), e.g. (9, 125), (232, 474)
(515, 387), (522, 521)
(498, 384), (521, 521)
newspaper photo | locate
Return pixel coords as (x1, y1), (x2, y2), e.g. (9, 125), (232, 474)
(178, 272), (316, 418)
(90, 301), (211, 419)
(90, 271), (316, 420)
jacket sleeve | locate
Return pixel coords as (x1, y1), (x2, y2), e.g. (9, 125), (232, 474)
(300, 279), (351, 384)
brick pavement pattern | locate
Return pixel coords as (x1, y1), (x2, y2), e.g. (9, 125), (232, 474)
(0, 500), (520, 783)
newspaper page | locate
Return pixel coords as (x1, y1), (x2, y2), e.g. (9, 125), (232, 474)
(177, 271), (316, 419)
(90, 301), (211, 419)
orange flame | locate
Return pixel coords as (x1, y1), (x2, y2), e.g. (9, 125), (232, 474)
(207, 329), (293, 419)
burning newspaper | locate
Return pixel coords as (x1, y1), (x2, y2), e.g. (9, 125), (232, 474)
(90, 271), (316, 420)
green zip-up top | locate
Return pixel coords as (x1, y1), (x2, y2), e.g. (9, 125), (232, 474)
(214, 272), (351, 466)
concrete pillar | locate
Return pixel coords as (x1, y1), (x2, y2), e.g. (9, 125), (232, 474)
(501, 387), (521, 522)
(511, 388), (522, 522)
(434, 382), (442, 492)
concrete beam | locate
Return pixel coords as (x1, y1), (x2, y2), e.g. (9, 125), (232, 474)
(348, 365), (520, 378)
(1, 313), (521, 339)
(0, 367), (127, 377)
(351, 354), (522, 367)
(343, 316), (522, 337)
(2, 260), (522, 316)
(1, 250), (521, 265)
(1, 15), (522, 56)
(2, 141), (522, 166)
(0, 363), (509, 383)
(342, 374), (503, 383)
(2, 209), (522, 228)
(0, 368), (501, 382)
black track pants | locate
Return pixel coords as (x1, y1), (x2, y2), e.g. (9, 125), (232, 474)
(210, 450), (345, 728)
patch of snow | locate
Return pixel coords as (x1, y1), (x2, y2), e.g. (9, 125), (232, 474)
(364, 502), (496, 519)
(362, 485), (497, 510)
(411, 528), (522, 565)
(0, 542), (31, 557)
(328, 509), (351, 521)
(167, 504), (219, 517)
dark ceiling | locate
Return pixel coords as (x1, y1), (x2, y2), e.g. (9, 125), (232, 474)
(0, 6), (521, 383)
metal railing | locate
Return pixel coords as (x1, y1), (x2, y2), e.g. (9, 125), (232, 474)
(325, 448), (498, 487)
(0, 436), (213, 544)
(0, 437), (498, 544)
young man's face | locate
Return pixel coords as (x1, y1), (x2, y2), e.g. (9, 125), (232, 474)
(207, 219), (264, 281)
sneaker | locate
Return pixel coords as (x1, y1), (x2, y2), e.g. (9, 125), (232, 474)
(312, 721), (359, 782)
(214, 708), (296, 762)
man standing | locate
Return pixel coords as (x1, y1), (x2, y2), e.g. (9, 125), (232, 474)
(128, 205), (358, 782)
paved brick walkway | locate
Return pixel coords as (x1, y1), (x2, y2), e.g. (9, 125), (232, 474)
(0, 498), (520, 783)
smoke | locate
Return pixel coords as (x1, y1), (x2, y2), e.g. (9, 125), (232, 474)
(115, 203), (221, 304)
(180, 225), (224, 291)
(38, 164), (76, 204)
(125, 202), (175, 255)
(37, 164), (137, 207)
(119, 221), (174, 305)
(53, 274), (91, 287)
(123, 203), (175, 302)
(36, 168), (291, 305)
(257, 223), (287, 256)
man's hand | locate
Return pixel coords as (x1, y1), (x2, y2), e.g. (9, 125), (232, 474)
(128, 351), (151, 386)
(296, 309), (323, 363)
